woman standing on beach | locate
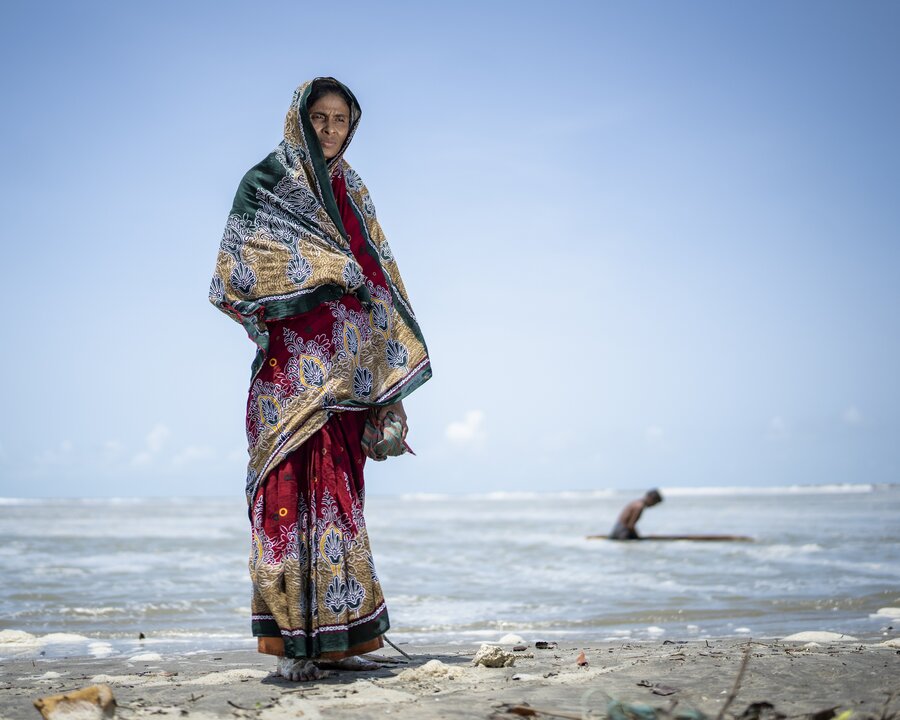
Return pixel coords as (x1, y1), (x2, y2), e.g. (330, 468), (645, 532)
(210, 78), (431, 681)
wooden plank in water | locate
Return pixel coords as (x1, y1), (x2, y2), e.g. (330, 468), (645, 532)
(586, 534), (754, 542)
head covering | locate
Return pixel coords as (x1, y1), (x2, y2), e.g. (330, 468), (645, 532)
(210, 78), (431, 502)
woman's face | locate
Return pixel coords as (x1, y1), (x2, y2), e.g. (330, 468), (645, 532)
(308, 92), (351, 160)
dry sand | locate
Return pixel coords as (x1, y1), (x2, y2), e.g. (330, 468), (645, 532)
(1, 639), (897, 720)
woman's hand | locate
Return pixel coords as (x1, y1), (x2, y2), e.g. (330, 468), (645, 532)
(376, 400), (408, 439)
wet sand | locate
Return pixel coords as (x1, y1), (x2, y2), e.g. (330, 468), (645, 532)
(2, 638), (897, 719)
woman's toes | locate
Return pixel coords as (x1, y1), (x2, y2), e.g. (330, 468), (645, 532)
(277, 658), (330, 682)
(316, 655), (381, 671)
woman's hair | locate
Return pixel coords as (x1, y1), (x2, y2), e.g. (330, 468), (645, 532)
(307, 78), (352, 109)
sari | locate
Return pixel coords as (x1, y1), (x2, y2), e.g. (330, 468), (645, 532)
(210, 78), (431, 658)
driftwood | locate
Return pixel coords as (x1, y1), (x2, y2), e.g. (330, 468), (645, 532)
(586, 534), (754, 542)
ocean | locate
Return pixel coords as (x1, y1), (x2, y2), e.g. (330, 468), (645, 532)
(1, 485), (898, 660)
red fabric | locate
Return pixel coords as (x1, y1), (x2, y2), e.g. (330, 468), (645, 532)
(246, 170), (391, 435)
(255, 409), (368, 560)
(331, 170), (390, 291)
(253, 167), (383, 539)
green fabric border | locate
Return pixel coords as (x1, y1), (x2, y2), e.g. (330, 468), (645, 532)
(230, 153), (285, 220)
(298, 84), (349, 243)
(346, 197), (428, 349)
(297, 81), (372, 308)
(252, 609), (390, 659)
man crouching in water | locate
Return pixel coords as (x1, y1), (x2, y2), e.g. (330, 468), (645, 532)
(609, 489), (663, 540)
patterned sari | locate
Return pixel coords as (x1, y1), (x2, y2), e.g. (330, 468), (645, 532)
(210, 79), (431, 658)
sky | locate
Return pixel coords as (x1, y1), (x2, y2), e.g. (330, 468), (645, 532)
(1, 1), (898, 497)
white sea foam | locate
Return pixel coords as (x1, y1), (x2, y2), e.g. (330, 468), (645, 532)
(0, 630), (88, 654)
(781, 631), (859, 642)
(0, 630), (91, 647)
(873, 607), (900, 620)
(0, 629), (40, 646)
(129, 652), (163, 662)
(749, 543), (823, 560)
(62, 606), (124, 616)
(89, 642), (114, 658)
(41, 633), (92, 644)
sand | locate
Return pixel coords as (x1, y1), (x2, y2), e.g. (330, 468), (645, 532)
(2, 639), (897, 720)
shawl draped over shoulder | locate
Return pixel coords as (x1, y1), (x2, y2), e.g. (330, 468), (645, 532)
(209, 78), (431, 503)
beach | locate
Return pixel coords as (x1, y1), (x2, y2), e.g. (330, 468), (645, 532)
(2, 486), (898, 717)
(3, 637), (898, 719)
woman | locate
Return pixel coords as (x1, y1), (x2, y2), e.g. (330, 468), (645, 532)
(210, 77), (431, 681)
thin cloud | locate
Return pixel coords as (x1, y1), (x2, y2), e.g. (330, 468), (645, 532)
(35, 440), (76, 467)
(146, 424), (170, 453)
(131, 451), (153, 467)
(172, 445), (214, 467)
(843, 406), (863, 426)
(131, 423), (171, 466)
(100, 440), (124, 465)
(445, 410), (486, 447)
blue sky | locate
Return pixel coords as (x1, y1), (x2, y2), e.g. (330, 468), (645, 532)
(1, 1), (898, 497)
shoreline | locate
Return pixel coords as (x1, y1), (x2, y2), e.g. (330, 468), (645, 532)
(3, 638), (897, 720)
(2, 623), (894, 663)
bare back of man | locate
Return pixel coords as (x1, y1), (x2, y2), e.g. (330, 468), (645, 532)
(609, 490), (663, 540)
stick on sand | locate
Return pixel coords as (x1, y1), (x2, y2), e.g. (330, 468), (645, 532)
(715, 644), (752, 720)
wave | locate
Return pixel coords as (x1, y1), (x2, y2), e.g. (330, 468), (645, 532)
(467, 490), (618, 501)
(398, 493), (453, 502)
(385, 485), (887, 501)
(662, 483), (884, 497)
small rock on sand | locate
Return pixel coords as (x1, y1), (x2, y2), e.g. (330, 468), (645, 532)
(781, 632), (858, 642)
(472, 643), (516, 668)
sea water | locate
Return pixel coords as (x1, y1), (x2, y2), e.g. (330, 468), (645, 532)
(1, 485), (898, 659)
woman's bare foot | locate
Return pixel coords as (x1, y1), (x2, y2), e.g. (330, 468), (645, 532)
(315, 655), (382, 671)
(277, 657), (329, 681)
